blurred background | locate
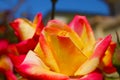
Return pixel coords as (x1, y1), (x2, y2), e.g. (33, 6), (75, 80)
(0, 0), (120, 42)
(0, 0), (120, 77)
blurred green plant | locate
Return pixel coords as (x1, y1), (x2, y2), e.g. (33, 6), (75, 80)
(113, 31), (120, 74)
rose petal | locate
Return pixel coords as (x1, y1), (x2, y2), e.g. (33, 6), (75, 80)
(46, 20), (85, 51)
(38, 34), (60, 72)
(0, 39), (8, 55)
(75, 35), (111, 76)
(0, 56), (17, 80)
(8, 44), (19, 55)
(0, 56), (13, 71)
(102, 42), (116, 65)
(33, 13), (44, 36)
(16, 38), (38, 54)
(74, 58), (99, 76)
(10, 18), (35, 41)
(43, 21), (88, 76)
(69, 15), (95, 44)
(46, 19), (95, 58)
(8, 53), (26, 67)
(5, 71), (17, 80)
(78, 69), (103, 80)
(69, 15), (96, 57)
(91, 35), (111, 59)
(101, 41), (118, 74)
(17, 50), (69, 80)
(10, 13), (44, 41)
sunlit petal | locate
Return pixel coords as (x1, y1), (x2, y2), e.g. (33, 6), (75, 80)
(33, 13), (44, 38)
(69, 15), (96, 57)
(10, 18), (35, 40)
(75, 35), (111, 76)
(44, 20), (88, 76)
(69, 15), (95, 44)
(38, 33), (60, 72)
(78, 70), (103, 80)
(17, 50), (69, 80)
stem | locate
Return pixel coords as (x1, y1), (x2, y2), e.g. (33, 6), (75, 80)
(51, 0), (57, 19)
(116, 31), (120, 47)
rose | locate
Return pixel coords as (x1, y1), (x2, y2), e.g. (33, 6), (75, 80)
(10, 13), (119, 80)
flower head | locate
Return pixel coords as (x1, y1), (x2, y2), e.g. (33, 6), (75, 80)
(9, 13), (119, 80)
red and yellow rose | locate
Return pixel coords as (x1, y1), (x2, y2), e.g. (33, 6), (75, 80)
(8, 13), (119, 80)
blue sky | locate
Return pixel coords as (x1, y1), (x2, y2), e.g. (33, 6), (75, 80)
(0, 0), (110, 19)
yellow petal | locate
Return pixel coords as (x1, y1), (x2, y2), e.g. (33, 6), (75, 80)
(32, 13), (44, 36)
(74, 58), (99, 76)
(19, 50), (69, 80)
(46, 20), (85, 52)
(14, 18), (35, 40)
(69, 15), (95, 45)
(34, 43), (45, 59)
(69, 15), (96, 57)
(21, 50), (49, 70)
(102, 42), (116, 66)
(75, 35), (112, 76)
(44, 29), (87, 76)
(34, 34), (60, 72)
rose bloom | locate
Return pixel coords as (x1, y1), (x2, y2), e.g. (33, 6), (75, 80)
(9, 13), (119, 80)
